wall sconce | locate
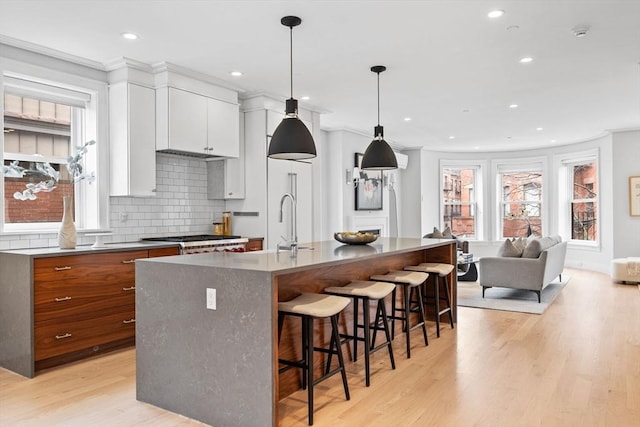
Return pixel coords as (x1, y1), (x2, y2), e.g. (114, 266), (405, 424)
(384, 171), (397, 190)
(346, 167), (363, 187)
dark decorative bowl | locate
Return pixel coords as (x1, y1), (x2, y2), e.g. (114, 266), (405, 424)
(334, 232), (377, 245)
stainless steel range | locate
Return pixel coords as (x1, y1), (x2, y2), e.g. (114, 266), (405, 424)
(142, 235), (248, 254)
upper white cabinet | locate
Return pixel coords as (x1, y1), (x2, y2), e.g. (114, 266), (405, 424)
(207, 113), (245, 200)
(207, 97), (239, 158)
(109, 82), (157, 196)
(156, 87), (239, 158)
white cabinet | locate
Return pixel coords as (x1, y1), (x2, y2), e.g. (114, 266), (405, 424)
(207, 118), (245, 200)
(207, 97), (239, 158)
(109, 82), (156, 196)
(156, 87), (239, 158)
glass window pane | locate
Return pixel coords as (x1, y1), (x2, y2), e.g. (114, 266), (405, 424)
(572, 201), (598, 241)
(573, 163), (597, 199)
(442, 167), (476, 238)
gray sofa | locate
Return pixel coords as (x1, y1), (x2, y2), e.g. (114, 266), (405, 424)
(479, 236), (567, 302)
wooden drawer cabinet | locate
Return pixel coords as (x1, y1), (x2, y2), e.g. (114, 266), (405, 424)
(245, 239), (263, 252)
(31, 246), (179, 369)
(35, 304), (135, 361)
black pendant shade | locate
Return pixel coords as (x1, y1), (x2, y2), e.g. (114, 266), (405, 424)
(361, 65), (398, 170)
(268, 16), (317, 160)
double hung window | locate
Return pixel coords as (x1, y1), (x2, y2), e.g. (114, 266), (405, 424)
(2, 75), (98, 232)
(441, 165), (481, 239)
(498, 163), (544, 238)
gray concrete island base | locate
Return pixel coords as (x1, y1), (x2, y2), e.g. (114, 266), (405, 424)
(136, 261), (274, 427)
(135, 238), (455, 426)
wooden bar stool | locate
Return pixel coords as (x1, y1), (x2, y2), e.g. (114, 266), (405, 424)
(324, 280), (396, 387)
(405, 263), (455, 337)
(277, 293), (351, 425)
(369, 271), (429, 358)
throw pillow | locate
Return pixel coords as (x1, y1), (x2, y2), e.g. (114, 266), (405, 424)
(432, 226), (452, 238)
(498, 238), (523, 257)
(512, 237), (526, 253)
(522, 238), (542, 258)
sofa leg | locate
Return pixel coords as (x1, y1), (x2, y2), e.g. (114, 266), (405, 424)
(482, 286), (487, 298)
(535, 290), (541, 303)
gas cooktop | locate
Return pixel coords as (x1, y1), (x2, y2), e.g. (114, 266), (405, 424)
(143, 235), (242, 243)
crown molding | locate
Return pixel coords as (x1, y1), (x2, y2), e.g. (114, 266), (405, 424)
(151, 62), (246, 93)
(103, 57), (154, 73)
(320, 125), (407, 150)
(0, 34), (105, 70)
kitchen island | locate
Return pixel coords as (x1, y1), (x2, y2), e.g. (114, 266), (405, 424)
(135, 237), (456, 427)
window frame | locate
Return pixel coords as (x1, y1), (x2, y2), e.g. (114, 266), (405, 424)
(439, 160), (484, 240)
(557, 149), (600, 247)
(1, 62), (109, 235)
(493, 157), (547, 240)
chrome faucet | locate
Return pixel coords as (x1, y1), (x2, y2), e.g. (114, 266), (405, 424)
(278, 192), (297, 255)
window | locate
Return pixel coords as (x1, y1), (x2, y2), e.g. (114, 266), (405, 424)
(568, 160), (598, 241)
(500, 170), (543, 238)
(2, 76), (99, 232)
(441, 166), (479, 239)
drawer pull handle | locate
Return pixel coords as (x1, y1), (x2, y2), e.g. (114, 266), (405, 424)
(121, 259), (136, 264)
(122, 286), (136, 291)
(55, 296), (72, 302)
(54, 266), (72, 271)
(55, 333), (72, 340)
(122, 319), (136, 324)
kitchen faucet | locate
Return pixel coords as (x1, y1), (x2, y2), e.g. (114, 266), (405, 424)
(277, 192), (297, 255)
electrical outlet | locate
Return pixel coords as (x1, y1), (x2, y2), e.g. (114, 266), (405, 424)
(206, 288), (216, 310)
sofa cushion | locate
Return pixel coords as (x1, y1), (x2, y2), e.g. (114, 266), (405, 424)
(522, 236), (557, 258)
(498, 238), (523, 257)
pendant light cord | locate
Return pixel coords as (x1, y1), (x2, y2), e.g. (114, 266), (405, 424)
(289, 25), (293, 99)
(377, 71), (380, 126)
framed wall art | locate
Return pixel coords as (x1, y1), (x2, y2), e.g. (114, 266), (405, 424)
(355, 152), (383, 210)
(630, 176), (640, 216)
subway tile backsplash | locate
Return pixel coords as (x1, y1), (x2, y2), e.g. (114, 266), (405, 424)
(0, 154), (225, 249)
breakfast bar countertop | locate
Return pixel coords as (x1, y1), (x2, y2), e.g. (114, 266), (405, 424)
(139, 237), (455, 273)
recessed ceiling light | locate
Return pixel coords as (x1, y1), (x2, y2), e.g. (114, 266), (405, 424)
(121, 32), (138, 40)
(509, 104), (519, 109)
(230, 71), (243, 77)
(488, 10), (505, 18)
(300, 96), (310, 101)
(519, 57), (533, 63)
(449, 136), (455, 140)
(474, 146), (480, 150)
(403, 117), (412, 122)
(551, 139), (557, 143)
(536, 127), (544, 131)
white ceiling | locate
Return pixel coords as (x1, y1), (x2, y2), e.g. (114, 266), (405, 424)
(1, 0), (639, 152)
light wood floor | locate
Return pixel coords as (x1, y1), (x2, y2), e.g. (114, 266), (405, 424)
(1, 269), (638, 427)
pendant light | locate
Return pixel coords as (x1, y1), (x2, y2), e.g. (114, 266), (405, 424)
(268, 16), (317, 160)
(361, 65), (398, 170)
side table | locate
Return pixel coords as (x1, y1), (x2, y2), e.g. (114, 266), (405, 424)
(457, 258), (480, 282)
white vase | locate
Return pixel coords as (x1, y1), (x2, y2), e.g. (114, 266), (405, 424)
(58, 196), (77, 249)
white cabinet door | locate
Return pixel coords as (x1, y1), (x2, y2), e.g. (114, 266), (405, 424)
(109, 82), (156, 196)
(207, 98), (239, 158)
(168, 88), (208, 155)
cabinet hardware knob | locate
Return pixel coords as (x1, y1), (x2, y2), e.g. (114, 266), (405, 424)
(122, 319), (136, 324)
(122, 286), (136, 291)
(54, 296), (72, 302)
(55, 333), (72, 339)
(121, 259), (136, 264)
(54, 266), (72, 271)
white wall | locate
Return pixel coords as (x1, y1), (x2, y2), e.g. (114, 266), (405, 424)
(611, 130), (640, 258)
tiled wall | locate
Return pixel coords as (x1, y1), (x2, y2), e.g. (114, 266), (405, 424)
(0, 154), (225, 250)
